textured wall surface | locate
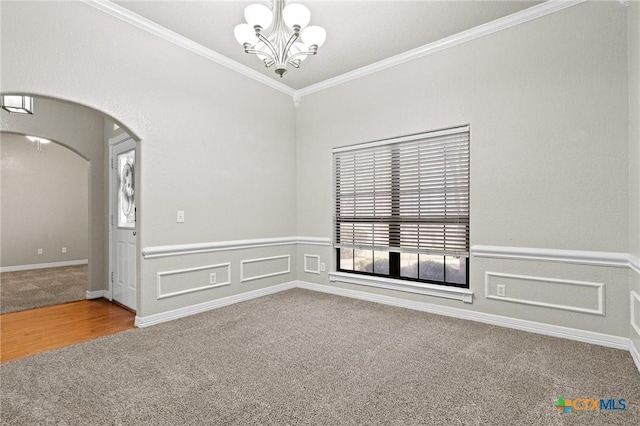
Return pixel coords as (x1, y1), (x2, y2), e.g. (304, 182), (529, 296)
(0, 1), (296, 316)
(1, 133), (88, 266)
(1, 0), (636, 345)
(295, 1), (631, 336)
(628, 0), (640, 356)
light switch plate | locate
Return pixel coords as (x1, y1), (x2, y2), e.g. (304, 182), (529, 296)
(177, 210), (185, 223)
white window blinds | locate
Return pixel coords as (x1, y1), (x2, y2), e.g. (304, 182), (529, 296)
(333, 126), (470, 257)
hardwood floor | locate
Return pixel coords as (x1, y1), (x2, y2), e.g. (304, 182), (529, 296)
(0, 298), (135, 363)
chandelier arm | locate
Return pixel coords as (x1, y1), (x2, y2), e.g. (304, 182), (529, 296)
(288, 50), (316, 61)
(245, 47), (277, 63)
(281, 31), (300, 63)
(245, 48), (276, 68)
(256, 33), (281, 64)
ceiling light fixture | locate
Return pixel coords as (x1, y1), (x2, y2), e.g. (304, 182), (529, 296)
(26, 135), (51, 152)
(234, 0), (326, 78)
(1, 95), (34, 114)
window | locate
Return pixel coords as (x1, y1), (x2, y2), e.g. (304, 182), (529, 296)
(333, 126), (470, 288)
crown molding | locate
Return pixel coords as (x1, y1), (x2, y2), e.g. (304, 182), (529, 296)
(82, 0), (585, 101)
(295, 0), (585, 99)
(80, 0), (295, 97)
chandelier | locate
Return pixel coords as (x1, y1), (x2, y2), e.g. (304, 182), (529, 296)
(26, 136), (51, 152)
(234, 0), (326, 77)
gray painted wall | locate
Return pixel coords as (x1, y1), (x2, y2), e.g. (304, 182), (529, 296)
(0, 1), (296, 316)
(628, 1), (640, 355)
(295, 1), (631, 336)
(1, 133), (88, 267)
(1, 0), (636, 350)
(0, 98), (107, 291)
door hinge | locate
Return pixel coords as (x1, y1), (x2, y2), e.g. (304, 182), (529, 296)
(111, 271), (114, 283)
(111, 215), (114, 226)
(111, 158), (114, 169)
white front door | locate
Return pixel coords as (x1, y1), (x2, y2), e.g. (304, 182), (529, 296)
(110, 136), (136, 311)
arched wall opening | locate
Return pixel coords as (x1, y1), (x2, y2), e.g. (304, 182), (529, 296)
(1, 0), (297, 321)
(0, 95), (140, 309)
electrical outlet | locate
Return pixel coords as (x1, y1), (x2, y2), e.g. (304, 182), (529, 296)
(209, 273), (217, 285)
(320, 262), (326, 272)
(62, 247), (67, 253)
(496, 284), (506, 297)
(177, 211), (185, 223)
(37, 248), (43, 255)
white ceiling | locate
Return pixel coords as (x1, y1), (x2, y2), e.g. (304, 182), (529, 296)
(112, 0), (543, 90)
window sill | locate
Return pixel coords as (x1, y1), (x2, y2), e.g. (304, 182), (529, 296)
(328, 272), (473, 303)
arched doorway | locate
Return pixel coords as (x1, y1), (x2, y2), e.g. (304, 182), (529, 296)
(0, 94), (140, 313)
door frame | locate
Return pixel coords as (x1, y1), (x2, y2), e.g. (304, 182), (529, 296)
(108, 133), (138, 310)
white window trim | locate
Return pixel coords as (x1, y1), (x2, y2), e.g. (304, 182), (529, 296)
(329, 271), (473, 303)
(332, 125), (470, 153)
(333, 124), (470, 288)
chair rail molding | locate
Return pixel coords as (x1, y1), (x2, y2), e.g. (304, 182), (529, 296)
(142, 236), (330, 259)
(630, 255), (640, 275)
(471, 245), (633, 269)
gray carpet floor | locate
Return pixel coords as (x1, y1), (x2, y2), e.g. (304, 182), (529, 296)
(0, 265), (87, 314)
(1, 288), (639, 425)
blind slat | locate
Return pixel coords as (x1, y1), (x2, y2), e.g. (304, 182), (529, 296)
(334, 128), (469, 257)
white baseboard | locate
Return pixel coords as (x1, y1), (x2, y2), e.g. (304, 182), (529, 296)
(135, 281), (297, 327)
(631, 341), (640, 373)
(86, 290), (106, 299)
(130, 279), (637, 373)
(296, 281), (630, 350)
(0, 259), (88, 273)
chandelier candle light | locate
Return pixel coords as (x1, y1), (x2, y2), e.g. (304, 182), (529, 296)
(234, 0), (326, 77)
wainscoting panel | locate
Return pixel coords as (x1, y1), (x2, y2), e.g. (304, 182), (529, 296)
(485, 272), (604, 316)
(304, 254), (320, 274)
(240, 255), (291, 283)
(632, 291), (640, 338)
(157, 263), (231, 300)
